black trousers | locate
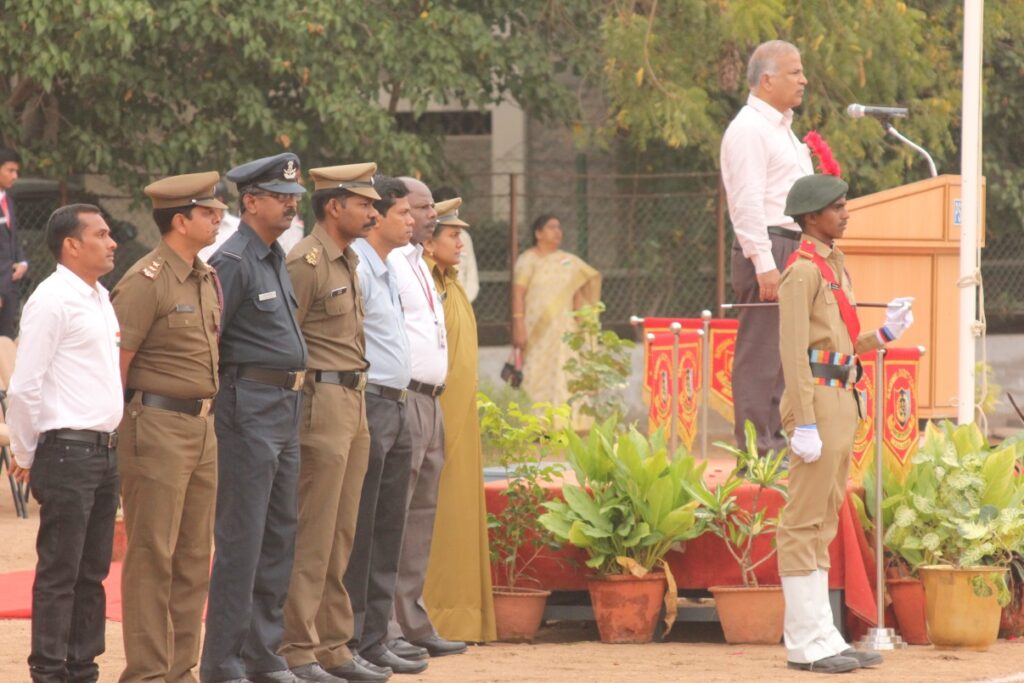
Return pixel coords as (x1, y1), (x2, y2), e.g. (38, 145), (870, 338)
(730, 234), (800, 454)
(200, 376), (302, 682)
(0, 286), (20, 338)
(28, 439), (119, 683)
(343, 393), (412, 656)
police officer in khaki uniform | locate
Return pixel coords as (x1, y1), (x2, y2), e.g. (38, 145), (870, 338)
(280, 164), (391, 683)
(776, 174), (913, 674)
(110, 172), (227, 683)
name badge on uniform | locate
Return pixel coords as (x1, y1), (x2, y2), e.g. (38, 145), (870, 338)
(175, 303), (195, 313)
(329, 286), (348, 297)
(436, 321), (447, 350)
(258, 291), (278, 302)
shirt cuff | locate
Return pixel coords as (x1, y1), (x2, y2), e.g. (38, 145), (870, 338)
(752, 251), (778, 274)
(13, 451), (34, 469)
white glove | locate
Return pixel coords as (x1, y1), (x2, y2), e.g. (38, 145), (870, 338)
(881, 296), (914, 342)
(790, 424), (823, 463)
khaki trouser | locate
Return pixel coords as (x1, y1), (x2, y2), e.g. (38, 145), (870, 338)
(777, 385), (859, 576)
(119, 395), (217, 683)
(281, 382), (371, 668)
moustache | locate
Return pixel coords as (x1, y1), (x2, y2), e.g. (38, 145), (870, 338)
(363, 218), (377, 229)
(283, 210), (296, 220)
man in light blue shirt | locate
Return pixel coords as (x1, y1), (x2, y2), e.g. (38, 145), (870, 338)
(343, 176), (430, 676)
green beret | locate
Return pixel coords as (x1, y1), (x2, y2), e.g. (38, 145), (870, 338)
(785, 174), (848, 217)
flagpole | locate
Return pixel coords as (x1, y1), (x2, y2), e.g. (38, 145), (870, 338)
(958, 0), (983, 425)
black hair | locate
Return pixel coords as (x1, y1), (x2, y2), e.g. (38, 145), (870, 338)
(372, 175), (410, 217)
(530, 213), (559, 246)
(312, 188), (358, 222)
(46, 204), (101, 261)
(152, 206), (196, 235)
(0, 148), (21, 166)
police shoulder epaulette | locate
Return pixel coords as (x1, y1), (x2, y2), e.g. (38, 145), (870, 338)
(220, 250), (242, 261)
(141, 256), (165, 280)
(304, 246), (321, 266)
(796, 240), (817, 260)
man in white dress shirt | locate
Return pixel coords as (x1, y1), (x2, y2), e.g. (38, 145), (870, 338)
(7, 203), (123, 683)
(382, 177), (466, 660)
(720, 39), (814, 454)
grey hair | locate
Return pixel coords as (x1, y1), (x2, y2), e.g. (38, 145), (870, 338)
(747, 40), (799, 88)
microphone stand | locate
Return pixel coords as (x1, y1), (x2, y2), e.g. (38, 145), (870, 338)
(883, 119), (938, 177)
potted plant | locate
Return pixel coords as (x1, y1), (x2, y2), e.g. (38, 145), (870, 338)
(479, 395), (569, 642)
(856, 451), (931, 644)
(539, 419), (705, 643)
(682, 421), (788, 644)
(883, 421), (1024, 650)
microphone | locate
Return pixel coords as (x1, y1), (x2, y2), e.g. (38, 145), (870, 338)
(847, 103), (909, 119)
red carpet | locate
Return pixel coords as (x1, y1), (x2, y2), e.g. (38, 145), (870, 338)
(0, 562), (123, 622)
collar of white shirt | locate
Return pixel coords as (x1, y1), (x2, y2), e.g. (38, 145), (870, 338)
(56, 263), (107, 298)
(746, 93), (793, 128)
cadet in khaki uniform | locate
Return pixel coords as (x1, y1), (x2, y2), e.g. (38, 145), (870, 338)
(280, 164), (391, 683)
(110, 172), (227, 683)
(776, 174), (913, 674)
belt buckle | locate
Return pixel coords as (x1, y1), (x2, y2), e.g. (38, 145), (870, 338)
(198, 398), (213, 417)
(398, 388), (408, 402)
(290, 370), (307, 391)
(107, 432), (119, 449)
(356, 373), (368, 391)
(432, 384), (444, 398)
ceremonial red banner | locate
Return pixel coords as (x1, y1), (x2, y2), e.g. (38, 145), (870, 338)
(851, 347), (922, 482)
(644, 330), (702, 450)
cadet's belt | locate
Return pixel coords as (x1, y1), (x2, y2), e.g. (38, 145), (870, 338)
(808, 349), (860, 390)
(364, 382), (408, 403)
(315, 370), (368, 391)
(768, 226), (802, 241)
(41, 429), (119, 450)
(237, 365), (307, 391)
(139, 391), (215, 417)
(407, 379), (445, 398)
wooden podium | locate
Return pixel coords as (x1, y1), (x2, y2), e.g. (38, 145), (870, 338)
(841, 175), (985, 419)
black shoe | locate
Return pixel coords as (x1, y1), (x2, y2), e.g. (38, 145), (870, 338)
(385, 638), (428, 661)
(361, 649), (428, 675)
(353, 654), (392, 675)
(840, 648), (883, 668)
(787, 654), (860, 674)
(409, 634), (467, 657)
(250, 671), (303, 683)
(290, 662), (347, 683)
(326, 657), (390, 682)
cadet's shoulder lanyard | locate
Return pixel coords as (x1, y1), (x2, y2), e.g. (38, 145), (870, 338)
(786, 240), (861, 345)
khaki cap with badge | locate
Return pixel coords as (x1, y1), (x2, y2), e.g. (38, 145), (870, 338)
(144, 171), (229, 210)
(434, 197), (469, 228)
(309, 162), (381, 199)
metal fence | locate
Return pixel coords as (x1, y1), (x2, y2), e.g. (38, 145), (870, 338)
(8, 173), (1024, 341)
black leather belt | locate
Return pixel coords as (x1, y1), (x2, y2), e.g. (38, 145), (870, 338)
(407, 379), (445, 398)
(41, 429), (119, 449)
(237, 365), (307, 391)
(364, 382), (408, 403)
(139, 391), (215, 417)
(768, 226), (801, 241)
(315, 370), (368, 391)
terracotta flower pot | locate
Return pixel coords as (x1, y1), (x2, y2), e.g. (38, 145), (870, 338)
(709, 585), (784, 644)
(920, 565), (1007, 650)
(111, 517), (127, 562)
(887, 577), (929, 645)
(587, 572), (666, 644)
(492, 587), (551, 642)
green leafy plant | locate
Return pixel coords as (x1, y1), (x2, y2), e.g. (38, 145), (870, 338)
(878, 421), (1024, 605)
(682, 420), (788, 587)
(562, 302), (634, 425)
(479, 394), (569, 589)
(538, 418), (704, 576)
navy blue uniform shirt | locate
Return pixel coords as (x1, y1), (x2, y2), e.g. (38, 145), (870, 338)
(210, 222), (308, 370)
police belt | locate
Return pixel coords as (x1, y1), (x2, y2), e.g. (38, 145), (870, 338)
(768, 226), (802, 241)
(315, 370), (368, 391)
(41, 429), (119, 450)
(364, 382), (408, 403)
(807, 349), (861, 390)
(127, 390), (216, 417)
(407, 379), (445, 398)
(236, 365), (307, 391)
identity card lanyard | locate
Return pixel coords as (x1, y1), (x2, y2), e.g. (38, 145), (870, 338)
(412, 259), (446, 349)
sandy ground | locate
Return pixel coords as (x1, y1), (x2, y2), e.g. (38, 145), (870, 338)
(3, 484), (1024, 682)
